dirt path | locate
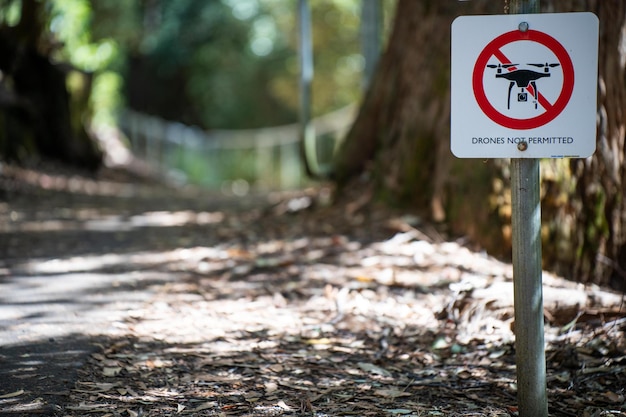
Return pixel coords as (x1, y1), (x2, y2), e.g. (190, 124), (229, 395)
(0, 165), (624, 416)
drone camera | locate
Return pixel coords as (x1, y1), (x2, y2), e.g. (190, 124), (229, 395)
(517, 92), (528, 102)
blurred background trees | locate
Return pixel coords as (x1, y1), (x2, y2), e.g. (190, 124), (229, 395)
(0, 0), (395, 166)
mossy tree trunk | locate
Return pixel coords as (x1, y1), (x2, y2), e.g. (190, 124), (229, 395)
(334, 0), (626, 289)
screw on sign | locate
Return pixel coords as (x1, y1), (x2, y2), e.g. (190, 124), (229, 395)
(472, 26), (574, 130)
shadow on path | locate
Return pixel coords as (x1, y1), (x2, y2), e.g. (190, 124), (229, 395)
(0, 334), (105, 416)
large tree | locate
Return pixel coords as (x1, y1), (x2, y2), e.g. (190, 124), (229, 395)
(334, 0), (626, 290)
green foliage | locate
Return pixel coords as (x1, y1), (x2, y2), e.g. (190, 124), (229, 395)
(2, 0), (395, 131)
(47, 0), (123, 127)
(0, 0), (22, 26)
(90, 71), (123, 126)
(0, 0), (396, 183)
(183, 1), (292, 128)
(86, 0), (389, 129)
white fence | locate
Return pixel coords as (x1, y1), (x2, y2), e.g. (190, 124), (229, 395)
(120, 105), (356, 190)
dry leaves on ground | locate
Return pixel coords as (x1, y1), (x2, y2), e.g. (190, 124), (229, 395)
(1, 165), (624, 416)
(63, 191), (625, 417)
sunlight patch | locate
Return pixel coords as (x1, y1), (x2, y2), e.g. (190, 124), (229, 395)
(1, 210), (224, 233)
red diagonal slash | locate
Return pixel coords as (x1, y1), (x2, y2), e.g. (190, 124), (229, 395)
(493, 48), (553, 111)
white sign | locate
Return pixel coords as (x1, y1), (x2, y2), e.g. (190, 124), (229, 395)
(451, 13), (599, 158)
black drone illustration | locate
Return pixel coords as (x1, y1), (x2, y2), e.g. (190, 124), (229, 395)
(487, 62), (560, 110)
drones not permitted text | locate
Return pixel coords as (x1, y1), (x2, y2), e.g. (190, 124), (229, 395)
(471, 136), (574, 145)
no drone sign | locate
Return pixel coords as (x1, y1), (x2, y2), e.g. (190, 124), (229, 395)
(450, 13), (599, 158)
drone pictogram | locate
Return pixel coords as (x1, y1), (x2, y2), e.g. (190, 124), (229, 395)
(487, 62), (560, 110)
(471, 28), (576, 131)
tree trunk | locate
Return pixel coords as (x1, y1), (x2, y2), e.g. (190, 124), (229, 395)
(569, 0), (626, 289)
(334, 0), (508, 254)
(334, 0), (626, 290)
(0, 2), (102, 170)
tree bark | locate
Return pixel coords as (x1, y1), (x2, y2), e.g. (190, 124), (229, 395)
(570, 0), (626, 289)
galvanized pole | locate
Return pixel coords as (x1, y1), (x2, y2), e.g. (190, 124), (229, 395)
(297, 0), (317, 177)
(507, 1), (548, 416)
(298, 0), (313, 130)
(511, 158), (548, 416)
(360, 0), (382, 89)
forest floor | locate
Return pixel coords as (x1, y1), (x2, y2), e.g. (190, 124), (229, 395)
(0, 162), (625, 417)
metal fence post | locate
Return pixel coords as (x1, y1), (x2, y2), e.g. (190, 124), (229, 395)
(298, 0), (317, 176)
(360, 0), (382, 89)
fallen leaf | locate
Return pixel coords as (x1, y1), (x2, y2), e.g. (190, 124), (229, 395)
(146, 358), (165, 368)
(244, 391), (262, 402)
(375, 389), (412, 398)
(357, 362), (392, 377)
(277, 400), (292, 411)
(267, 364), (283, 372)
(305, 338), (332, 345)
(102, 367), (122, 377)
(603, 391), (625, 403)
(0, 389), (24, 399)
(356, 275), (375, 282)
(66, 402), (111, 411)
(185, 401), (216, 413)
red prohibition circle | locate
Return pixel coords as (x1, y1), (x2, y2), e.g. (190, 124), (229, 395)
(472, 29), (574, 130)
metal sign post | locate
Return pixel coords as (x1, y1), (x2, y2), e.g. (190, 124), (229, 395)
(508, 3), (549, 417)
(511, 157), (547, 417)
(451, 1), (599, 416)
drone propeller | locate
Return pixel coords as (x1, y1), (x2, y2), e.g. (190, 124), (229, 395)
(487, 63), (518, 68)
(528, 62), (560, 68)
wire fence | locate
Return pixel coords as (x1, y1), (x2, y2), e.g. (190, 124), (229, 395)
(120, 105), (356, 191)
